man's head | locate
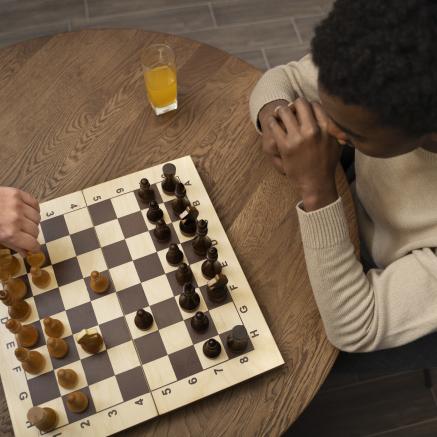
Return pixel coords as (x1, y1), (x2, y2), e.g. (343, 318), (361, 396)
(311, 0), (437, 158)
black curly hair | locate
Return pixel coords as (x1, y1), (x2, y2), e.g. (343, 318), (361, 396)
(311, 0), (437, 137)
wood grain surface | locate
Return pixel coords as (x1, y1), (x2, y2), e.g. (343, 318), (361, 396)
(0, 29), (359, 437)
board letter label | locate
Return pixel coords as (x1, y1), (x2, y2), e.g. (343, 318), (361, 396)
(211, 239), (218, 247)
(192, 200), (200, 207)
(184, 180), (192, 186)
(6, 341), (15, 349)
(250, 329), (259, 338)
(71, 204), (78, 210)
(229, 285), (238, 291)
(13, 366), (21, 373)
(1, 317), (8, 324)
(221, 261), (228, 268)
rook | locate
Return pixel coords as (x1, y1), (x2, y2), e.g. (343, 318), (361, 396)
(227, 325), (249, 352)
(166, 244), (183, 266)
(134, 309), (154, 330)
(15, 347), (45, 374)
(175, 263), (193, 286)
(66, 391), (89, 413)
(201, 247), (222, 279)
(192, 220), (212, 257)
(190, 311), (209, 332)
(6, 319), (39, 348)
(43, 317), (64, 338)
(203, 338), (221, 358)
(47, 337), (69, 359)
(90, 270), (109, 294)
(27, 406), (58, 432)
(138, 178), (155, 204)
(57, 368), (78, 389)
(179, 283), (200, 311)
(154, 219), (171, 242)
(146, 200), (164, 223)
(161, 163), (177, 194)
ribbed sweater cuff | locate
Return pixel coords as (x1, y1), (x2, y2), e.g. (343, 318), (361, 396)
(296, 196), (349, 248)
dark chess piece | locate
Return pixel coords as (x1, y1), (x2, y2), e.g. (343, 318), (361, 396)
(179, 283), (200, 311)
(179, 205), (199, 237)
(134, 309), (154, 330)
(201, 247), (222, 279)
(6, 319), (39, 348)
(27, 406), (58, 432)
(138, 178), (155, 204)
(206, 273), (229, 303)
(191, 311), (209, 332)
(90, 271), (109, 294)
(15, 347), (45, 374)
(175, 263), (193, 286)
(146, 200), (164, 223)
(227, 325), (249, 352)
(161, 163), (177, 194)
(166, 244), (183, 266)
(203, 338), (221, 358)
(171, 183), (190, 215)
(47, 337), (69, 359)
(4, 276), (27, 300)
(192, 220), (212, 257)
(154, 219), (171, 242)
(0, 290), (31, 321)
(43, 317), (64, 338)
(77, 328), (104, 354)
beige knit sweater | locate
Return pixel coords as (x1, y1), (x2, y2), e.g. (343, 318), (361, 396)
(249, 54), (437, 352)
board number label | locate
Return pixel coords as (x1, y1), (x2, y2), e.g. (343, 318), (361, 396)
(188, 377), (197, 385)
(135, 398), (144, 406)
(46, 211), (55, 217)
(214, 368), (223, 375)
(108, 410), (117, 418)
(162, 388), (171, 396)
(240, 356), (249, 364)
(116, 188), (124, 194)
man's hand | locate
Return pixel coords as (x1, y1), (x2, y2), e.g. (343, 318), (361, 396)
(0, 187), (41, 255)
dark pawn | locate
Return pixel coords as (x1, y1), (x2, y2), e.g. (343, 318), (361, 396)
(192, 219), (212, 257)
(201, 247), (222, 279)
(179, 283), (200, 311)
(227, 325), (249, 352)
(203, 338), (221, 358)
(207, 273), (229, 303)
(179, 205), (199, 237)
(146, 200), (163, 223)
(166, 244), (183, 266)
(134, 309), (154, 330)
(154, 219), (171, 242)
(190, 311), (209, 332)
(138, 178), (155, 204)
(171, 183), (190, 215)
(162, 163), (177, 194)
(175, 263), (193, 286)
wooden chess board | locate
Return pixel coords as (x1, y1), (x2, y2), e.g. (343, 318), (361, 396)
(0, 156), (284, 436)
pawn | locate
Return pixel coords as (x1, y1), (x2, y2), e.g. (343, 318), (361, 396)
(0, 290), (31, 321)
(138, 178), (155, 204)
(4, 276), (27, 300)
(0, 251), (20, 277)
(201, 247), (222, 279)
(47, 337), (69, 359)
(161, 163), (177, 194)
(179, 283), (200, 311)
(90, 271), (109, 294)
(26, 251), (46, 268)
(30, 266), (51, 288)
(227, 325), (249, 352)
(154, 219), (171, 242)
(146, 200), (164, 223)
(179, 205), (199, 237)
(66, 390), (89, 413)
(27, 406), (58, 432)
(207, 273), (229, 303)
(192, 220), (212, 257)
(190, 311), (209, 332)
(15, 347), (45, 374)
(175, 263), (193, 286)
(166, 244), (183, 266)
(57, 368), (78, 389)
(6, 319), (39, 348)
(134, 309), (154, 330)
(171, 183), (190, 215)
(43, 317), (64, 338)
(203, 338), (221, 358)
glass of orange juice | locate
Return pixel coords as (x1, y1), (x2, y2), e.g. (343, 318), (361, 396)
(141, 44), (177, 116)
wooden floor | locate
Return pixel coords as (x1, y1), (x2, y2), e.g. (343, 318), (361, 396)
(1, 1), (437, 436)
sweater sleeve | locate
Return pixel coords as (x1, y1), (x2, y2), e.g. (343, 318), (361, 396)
(296, 197), (437, 352)
(249, 53), (320, 130)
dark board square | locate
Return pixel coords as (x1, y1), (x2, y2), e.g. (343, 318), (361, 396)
(88, 200), (116, 226)
(199, 284), (232, 310)
(169, 346), (203, 380)
(181, 240), (206, 264)
(50, 335), (80, 369)
(100, 317), (131, 348)
(53, 258), (82, 287)
(84, 270), (116, 301)
(219, 329), (254, 359)
(151, 298), (183, 330)
(166, 270), (198, 296)
(29, 321), (45, 349)
(15, 274), (32, 299)
(67, 302), (97, 334)
(150, 223), (180, 252)
(28, 371), (60, 405)
(62, 386), (96, 424)
(34, 289), (64, 319)
(116, 366), (149, 401)
(118, 284), (148, 314)
(119, 212), (148, 239)
(133, 185), (162, 210)
(133, 253), (164, 283)
(24, 244), (51, 273)
(163, 200), (180, 222)
(71, 228), (100, 255)
(40, 215), (69, 242)
(81, 351), (114, 385)
(102, 240), (131, 269)
(134, 331), (167, 364)
(184, 312), (218, 344)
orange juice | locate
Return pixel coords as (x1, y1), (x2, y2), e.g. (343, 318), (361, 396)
(144, 65), (177, 108)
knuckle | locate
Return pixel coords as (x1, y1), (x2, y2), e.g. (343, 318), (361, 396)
(302, 126), (319, 138)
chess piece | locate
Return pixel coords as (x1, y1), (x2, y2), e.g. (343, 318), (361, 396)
(15, 347), (45, 374)
(0, 250), (20, 277)
(175, 263), (193, 286)
(201, 247), (222, 279)
(138, 178), (155, 204)
(90, 270), (109, 294)
(77, 328), (103, 354)
(0, 290), (31, 321)
(47, 337), (69, 359)
(179, 283), (200, 311)
(5, 319), (39, 348)
(66, 390), (89, 413)
(26, 251), (46, 268)
(146, 200), (164, 223)
(134, 309), (154, 330)
(190, 311), (209, 332)
(57, 368), (78, 389)
(4, 275), (27, 300)
(27, 406), (58, 432)
(227, 325), (249, 352)
(192, 220), (212, 257)
(43, 317), (64, 338)
(154, 219), (171, 242)
(161, 163), (177, 194)
(30, 266), (51, 288)
(203, 338), (221, 358)
(166, 244), (183, 266)
(206, 273), (229, 303)
(171, 183), (190, 215)
(179, 205), (199, 237)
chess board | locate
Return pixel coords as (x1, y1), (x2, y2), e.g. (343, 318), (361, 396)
(0, 156), (284, 437)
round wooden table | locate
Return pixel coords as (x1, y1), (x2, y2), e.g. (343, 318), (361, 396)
(0, 30), (359, 436)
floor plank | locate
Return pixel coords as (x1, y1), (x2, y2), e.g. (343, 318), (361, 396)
(233, 50), (267, 71)
(265, 44), (309, 66)
(294, 14), (325, 42)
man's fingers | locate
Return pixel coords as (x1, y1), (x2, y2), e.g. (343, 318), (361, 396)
(271, 156), (286, 175)
(10, 232), (40, 254)
(20, 190), (40, 212)
(294, 98), (319, 131)
(311, 102), (331, 131)
(262, 135), (280, 156)
(23, 204), (41, 225)
(22, 218), (39, 239)
(268, 116), (287, 144)
(275, 106), (299, 134)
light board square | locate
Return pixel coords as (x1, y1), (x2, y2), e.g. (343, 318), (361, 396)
(107, 341), (141, 375)
(95, 219), (124, 247)
(91, 293), (123, 325)
(156, 245), (187, 274)
(64, 207), (94, 234)
(125, 308), (158, 340)
(177, 289), (208, 320)
(75, 325), (106, 360)
(209, 302), (242, 334)
(59, 279), (90, 310)
(90, 376), (123, 412)
(39, 396), (69, 428)
(143, 356), (177, 391)
(141, 207), (171, 231)
(111, 192), (140, 218)
(125, 232), (155, 260)
(110, 261), (140, 291)
(27, 266), (58, 295)
(25, 345), (52, 380)
(46, 236), (76, 264)
(190, 260), (209, 287)
(56, 360), (87, 395)
(159, 321), (193, 355)
(24, 297), (39, 324)
(194, 335), (228, 369)
(41, 311), (73, 339)
(142, 275), (174, 306)
(77, 249), (107, 278)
